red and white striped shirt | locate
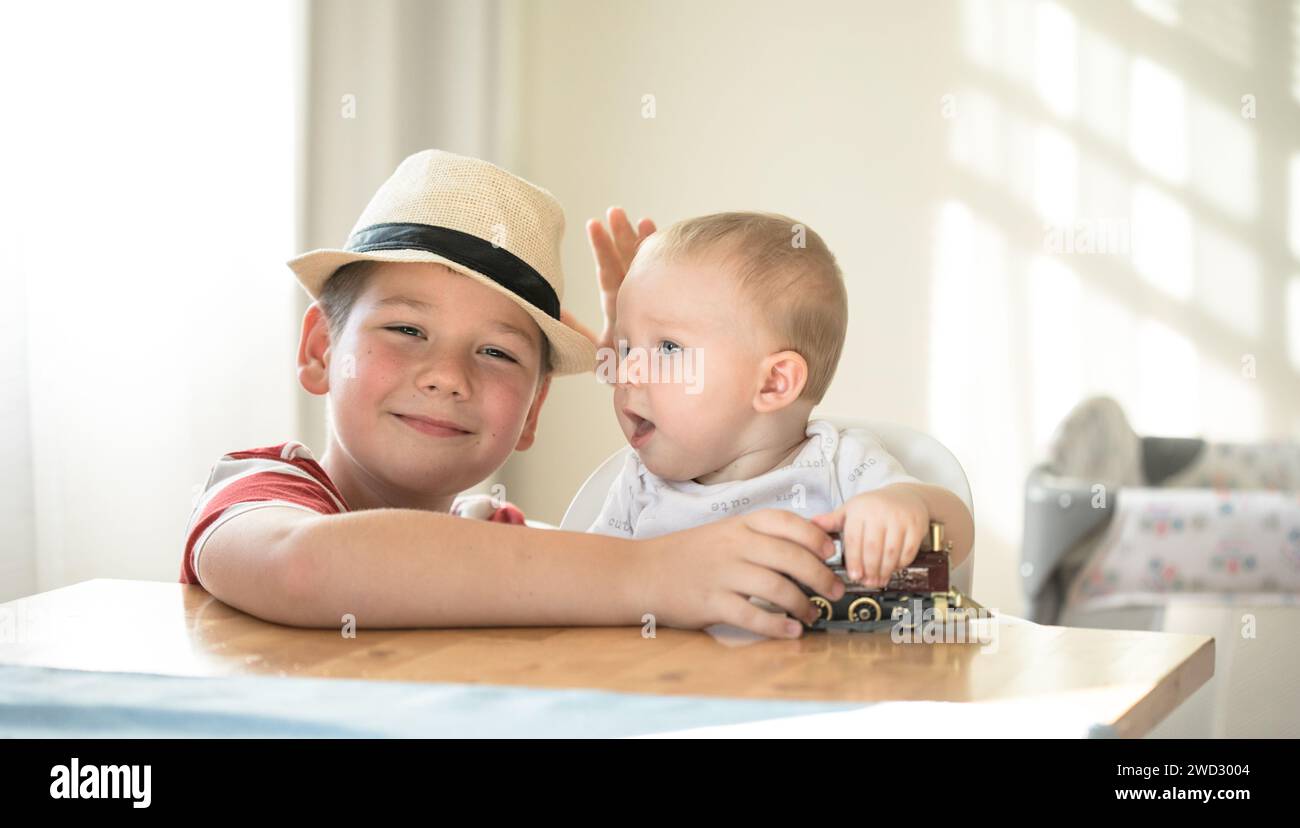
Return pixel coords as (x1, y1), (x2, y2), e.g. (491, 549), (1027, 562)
(180, 441), (525, 587)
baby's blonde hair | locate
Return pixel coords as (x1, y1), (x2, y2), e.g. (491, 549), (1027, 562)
(644, 211), (847, 403)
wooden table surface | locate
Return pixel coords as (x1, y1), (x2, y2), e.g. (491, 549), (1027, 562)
(0, 579), (1215, 737)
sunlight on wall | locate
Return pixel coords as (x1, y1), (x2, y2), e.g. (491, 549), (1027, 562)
(929, 201), (1024, 546)
(962, 0), (1038, 79)
(1129, 56), (1187, 185)
(943, 0), (1297, 606)
(1133, 0), (1179, 28)
(1034, 2), (1078, 118)
(1189, 91), (1257, 221)
(1135, 0), (1255, 68)
(1197, 225), (1260, 338)
(946, 0), (1289, 456)
(1201, 357), (1264, 439)
(1033, 126), (1078, 225)
(1079, 24), (1129, 146)
(1132, 183), (1194, 300)
(1028, 256), (1083, 446)
(1135, 319), (1199, 435)
(1081, 288), (1141, 406)
(947, 82), (1040, 213)
(947, 87), (1001, 180)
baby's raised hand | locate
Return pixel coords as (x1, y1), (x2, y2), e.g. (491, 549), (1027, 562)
(585, 207), (656, 351)
(810, 487), (930, 587)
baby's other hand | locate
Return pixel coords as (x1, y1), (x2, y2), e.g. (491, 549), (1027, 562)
(810, 487), (929, 586)
(586, 207), (656, 351)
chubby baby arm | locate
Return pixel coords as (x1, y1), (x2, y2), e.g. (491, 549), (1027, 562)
(811, 483), (974, 586)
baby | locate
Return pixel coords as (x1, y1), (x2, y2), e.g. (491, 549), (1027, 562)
(588, 211), (973, 587)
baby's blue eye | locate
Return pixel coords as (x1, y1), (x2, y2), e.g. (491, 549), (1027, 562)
(658, 340), (682, 355)
(481, 347), (518, 363)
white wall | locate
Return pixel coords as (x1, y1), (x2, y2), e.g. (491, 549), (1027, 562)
(497, 0), (1300, 616)
(6, 0), (1297, 619)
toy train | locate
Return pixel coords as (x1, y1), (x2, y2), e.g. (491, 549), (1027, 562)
(800, 520), (986, 632)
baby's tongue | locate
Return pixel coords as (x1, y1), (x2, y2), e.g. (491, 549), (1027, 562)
(634, 419), (655, 437)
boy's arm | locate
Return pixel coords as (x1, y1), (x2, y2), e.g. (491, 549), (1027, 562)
(198, 506), (641, 629)
(195, 506), (313, 624)
(198, 503), (848, 634)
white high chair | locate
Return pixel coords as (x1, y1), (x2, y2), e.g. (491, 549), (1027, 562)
(559, 417), (975, 596)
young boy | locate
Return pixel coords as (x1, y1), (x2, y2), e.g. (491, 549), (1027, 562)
(181, 150), (846, 640)
(586, 212), (974, 588)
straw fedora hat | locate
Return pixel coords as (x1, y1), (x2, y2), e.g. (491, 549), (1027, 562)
(288, 149), (595, 375)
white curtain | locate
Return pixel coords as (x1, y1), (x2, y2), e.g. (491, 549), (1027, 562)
(0, 1), (301, 598)
(0, 0), (513, 600)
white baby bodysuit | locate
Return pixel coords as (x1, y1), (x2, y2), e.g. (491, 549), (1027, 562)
(587, 419), (922, 539)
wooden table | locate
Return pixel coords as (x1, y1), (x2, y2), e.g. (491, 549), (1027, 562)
(0, 579), (1215, 737)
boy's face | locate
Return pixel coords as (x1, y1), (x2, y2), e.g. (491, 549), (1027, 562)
(612, 248), (774, 481)
(304, 261), (550, 501)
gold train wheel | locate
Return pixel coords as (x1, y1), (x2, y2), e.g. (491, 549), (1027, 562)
(809, 596), (833, 622)
(847, 597), (882, 622)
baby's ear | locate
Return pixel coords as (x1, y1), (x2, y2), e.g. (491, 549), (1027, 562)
(753, 350), (808, 413)
(297, 302), (332, 396)
(515, 374), (553, 451)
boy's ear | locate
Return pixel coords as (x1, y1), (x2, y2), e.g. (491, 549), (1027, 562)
(297, 302), (333, 396)
(515, 374), (553, 451)
(753, 350), (808, 413)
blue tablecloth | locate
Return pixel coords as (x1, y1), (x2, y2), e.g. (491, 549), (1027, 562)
(0, 664), (867, 738)
(1, 659), (1120, 738)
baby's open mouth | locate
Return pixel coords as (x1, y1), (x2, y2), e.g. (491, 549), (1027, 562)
(624, 409), (656, 447)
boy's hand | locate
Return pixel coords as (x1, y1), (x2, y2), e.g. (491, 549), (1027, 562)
(585, 207), (656, 351)
(635, 509), (845, 639)
(810, 487), (930, 587)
